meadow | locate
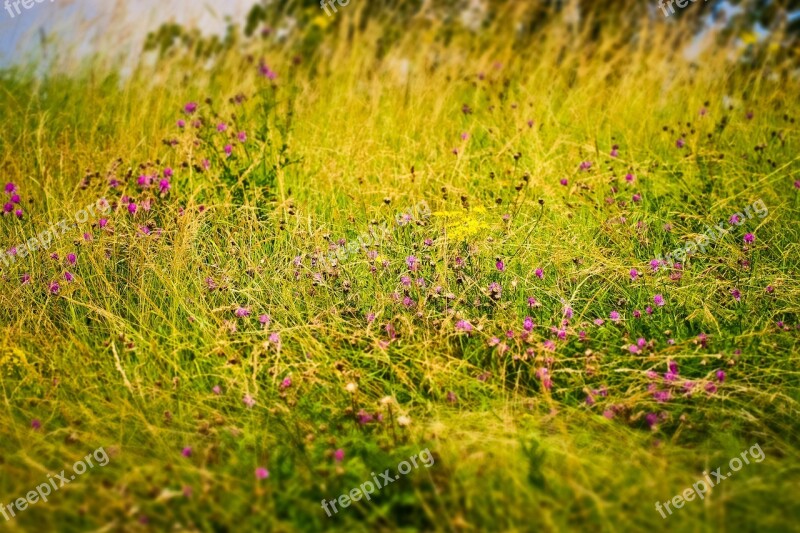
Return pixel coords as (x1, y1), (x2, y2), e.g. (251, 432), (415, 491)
(0, 1), (799, 531)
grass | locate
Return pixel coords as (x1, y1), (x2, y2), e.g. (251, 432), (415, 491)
(0, 1), (799, 531)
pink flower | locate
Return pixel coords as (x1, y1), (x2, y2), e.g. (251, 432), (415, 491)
(654, 294), (665, 307)
(49, 282), (60, 294)
(579, 161), (592, 171)
(280, 377), (292, 389)
(128, 203), (137, 214)
(731, 288), (741, 301)
(217, 123), (227, 132)
(235, 307), (250, 318)
(609, 311), (620, 322)
(159, 179), (171, 193)
(455, 320), (473, 333)
(67, 253), (77, 265)
(559, 178), (568, 186)
(238, 131), (247, 143)
(31, 419), (41, 430)
(224, 144), (233, 156)
(243, 394), (255, 408)
(184, 102), (198, 114)
(334, 449), (345, 462)
(535, 268), (543, 279)
(212, 385), (221, 395)
(630, 268), (639, 280)
(625, 173), (635, 183)
(259, 314), (271, 326)
(743, 233), (754, 243)
(255, 467), (270, 479)
(181, 447), (192, 458)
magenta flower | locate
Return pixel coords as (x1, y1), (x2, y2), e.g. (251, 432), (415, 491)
(334, 449), (345, 462)
(535, 268), (543, 279)
(4, 182), (16, 193)
(559, 178), (568, 186)
(630, 268), (639, 281)
(128, 203), (137, 214)
(259, 314), (271, 326)
(731, 288), (741, 301)
(159, 179), (171, 193)
(212, 385), (222, 395)
(625, 173), (635, 183)
(455, 319), (473, 333)
(610, 145), (619, 157)
(280, 377), (292, 389)
(10, 194), (20, 204)
(184, 102), (198, 114)
(181, 447), (192, 458)
(406, 255), (419, 271)
(676, 138), (685, 148)
(67, 253), (77, 265)
(795, 180), (800, 189)
(217, 123), (227, 132)
(238, 131), (247, 142)
(609, 311), (620, 322)
(49, 281), (60, 294)
(523, 316), (534, 332)
(495, 259), (505, 272)
(654, 294), (665, 307)
(235, 307), (250, 318)
(259, 61), (277, 80)
(177, 119), (186, 128)
(256, 467), (270, 479)
(716, 370), (726, 382)
(628, 344), (640, 354)
(579, 161), (592, 171)
(31, 419), (41, 430)
(224, 144), (233, 156)
(64, 271), (74, 282)
(594, 318), (604, 326)
(743, 233), (754, 243)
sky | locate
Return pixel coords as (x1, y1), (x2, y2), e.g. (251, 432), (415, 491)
(0, 0), (259, 67)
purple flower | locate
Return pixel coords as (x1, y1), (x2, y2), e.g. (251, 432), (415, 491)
(609, 311), (620, 322)
(238, 131), (247, 143)
(49, 282), (60, 294)
(31, 419), (41, 430)
(560, 178), (568, 186)
(67, 253), (77, 265)
(224, 144), (233, 156)
(455, 319), (473, 333)
(280, 377), (292, 389)
(159, 179), (171, 193)
(64, 271), (74, 282)
(743, 233), (754, 243)
(4, 182), (16, 193)
(184, 102), (198, 114)
(255, 467), (269, 479)
(716, 370), (726, 382)
(731, 288), (741, 302)
(535, 268), (543, 279)
(579, 161), (592, 171)
(128, 203), (137, 214)
(334, 449), (345, 462)
(654, 294), (665, 307)
(235, 307), (250, 318)
(181, 447), (192, 458)
(676, 138), (685, 148)
(495, 259), (505, 272)
(630, 268), (639, 280)
(523, 316), (534, 332)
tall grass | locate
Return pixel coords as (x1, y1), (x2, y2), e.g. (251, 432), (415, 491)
(0, 1), (798, 531)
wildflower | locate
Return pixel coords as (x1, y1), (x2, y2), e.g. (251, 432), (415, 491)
(10, 194), (20, 204)
(625, 173), (635, 183)
(523, 316), (534, 332)
(543, 339), (556, 351)
(235, 307), (250, 318)
(455, 319), (473, 333)
(14, 209), (22, 218)
(159, 179), (171, 193)
(238, 131), (247, 143)
(629, 344), (640, 354)
(334, 449), (345, 462)
(259, 61), (277, 80)
(632, 193), (642, 203)
(645, 413), (658, 428)
(609, 311), (620, 322)
(184, 102), (198, 114)
(31, 419), (41, 430)
(594, 318), (604, 326)
(259, 314), (271, 326)
(731, 288), (741, 301)
(650, 259), (660, 272)
(269, 332), (280, 346)
(128, 203), (137, 214)
(676, 138), (685, 148)
(743, 233), (754, 243)
(212, 385), (221, 395)
(654, 294), (665, 307)
(255, 467), (269, 479)
(560, 178), (568, 186)
(224, 144), (233, 157)
(527, 297), (538, 307)
(406, 255), (419, 271)
(705, 382), (717, 394)
(64, 271), (74, 282)
(21, 273), (30, 285)
(495, 259), (505, 272)
(610, 145), (619, 157)
(177, 119), (186, 128)
(630, 268), (639, 280)
(563, 307), (573, 319)
(49, 282), (60, 294)
(716, 370), (726, 382)
(795, 180), (800, 189)
(488, 282), (502, 300)
(280, 377), (292, 389)
(67, 253), (77, 265)
(653, 390), (671, 403)
(243, 394), (256, 408)
(633, 310), (642, 319)
(579, 161), (592, 171)
(645, 306), (653, 315)
(181, 447), (192, 458)
(217, 123), (227, 132)
(4, 182), (16, 193)
(535, 268), (543, 279)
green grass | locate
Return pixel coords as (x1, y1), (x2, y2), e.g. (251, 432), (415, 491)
(0, 1), (799, 531)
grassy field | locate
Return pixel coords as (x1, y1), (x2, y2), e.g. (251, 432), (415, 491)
(0, 1), (799, 531)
